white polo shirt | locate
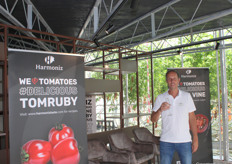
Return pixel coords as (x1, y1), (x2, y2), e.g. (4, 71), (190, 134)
(153, 89), (196, 143)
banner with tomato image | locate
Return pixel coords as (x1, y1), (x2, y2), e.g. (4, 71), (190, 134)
(8, 49), (88, 164)
(170, 68), (213, 164)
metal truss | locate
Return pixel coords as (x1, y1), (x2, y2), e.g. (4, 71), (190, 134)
(85, 47), (121, 65)
(78, 0), (126, 40)
(84, 26), (232, 66)
(97, 0), (181, 46)
(97, 0), (232, 51)
(72, 0), (126, 53)
(0, 0), (67, 52)
(147, 26), (232, 56)
(82, 1), (232, 65)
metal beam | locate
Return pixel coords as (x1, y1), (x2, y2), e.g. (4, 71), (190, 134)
(0, 4), (50, 51)
(91, 0), (126, 40)
(170, 6), (186, 23)
(73, 0), (127, 52)
(94, 6), (99, 33)
(151, 13), (155, 38)
(228, 0), (232, 4)
(0, 0), (67, 52)
(219, 30), (229, 161)
(85, 34), (232, 66)
(27, 4), (33, 29)
(98, 0), (181, 41)
(24, 0), (67, 52)
(190, 0), (203, 23)
(24, 0), (56, 35)
(78, 0), (102, 38)
(127, 8), (232, 48)
(215, 32), (222, 161)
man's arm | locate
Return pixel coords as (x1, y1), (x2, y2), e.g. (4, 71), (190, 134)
(151, 102), (170, 122)
(151, 109), (162, 122)
(189, 112), (198, 153)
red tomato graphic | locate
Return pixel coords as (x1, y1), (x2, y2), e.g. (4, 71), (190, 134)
(49, 124), (74, 146)
(51, 137), (80, 164)
(21, 140), (52, 164)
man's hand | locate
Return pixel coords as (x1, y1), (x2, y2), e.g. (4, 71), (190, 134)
(151, 102), (170, 122)
(160, 102), (171, 111)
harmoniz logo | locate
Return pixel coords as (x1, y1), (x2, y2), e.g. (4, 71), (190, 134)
(186, 70), (191, 74)
(35, 55), (63, 71)
(44, 56), (55, 64)
(181, 69), (196, 78)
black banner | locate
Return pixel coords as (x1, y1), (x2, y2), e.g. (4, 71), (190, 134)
(171, 68), (213, 163)
(8, 49), (88, 164)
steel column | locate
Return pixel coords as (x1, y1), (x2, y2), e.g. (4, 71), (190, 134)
(3, 25), (9, 164)
(136, 51), (139, 127)
(150, 46), (155, 134)
(125, 74), (129, 127)
(119, 48), (124, 128)
(216, 40), (222, 160)
(219, 30), (229, 161)
(103, 50), (107, 131)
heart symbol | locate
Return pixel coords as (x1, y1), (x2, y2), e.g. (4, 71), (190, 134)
(32, 78), (38, 85)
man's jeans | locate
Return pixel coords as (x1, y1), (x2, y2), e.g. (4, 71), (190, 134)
(160, 141), (192, 164)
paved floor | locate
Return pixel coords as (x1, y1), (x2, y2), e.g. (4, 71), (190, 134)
(213, 160), (232, 164)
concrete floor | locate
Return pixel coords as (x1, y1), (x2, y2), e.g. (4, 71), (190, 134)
(213, 159), (232, 164)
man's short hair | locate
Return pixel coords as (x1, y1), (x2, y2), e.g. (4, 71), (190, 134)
(166, 70), (180, 79)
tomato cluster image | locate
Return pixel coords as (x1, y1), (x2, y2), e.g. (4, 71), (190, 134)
(196, 114), (209, 133)
(21, 124), (80, 164)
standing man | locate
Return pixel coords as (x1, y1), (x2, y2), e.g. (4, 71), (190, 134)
(151, 70), (198, 164)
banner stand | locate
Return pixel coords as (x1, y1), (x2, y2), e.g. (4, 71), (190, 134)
(170, 68), (213, 164)
(8, 49), (88, 164)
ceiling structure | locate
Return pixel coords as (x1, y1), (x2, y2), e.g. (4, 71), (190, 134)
(1, 0), (232, 63)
